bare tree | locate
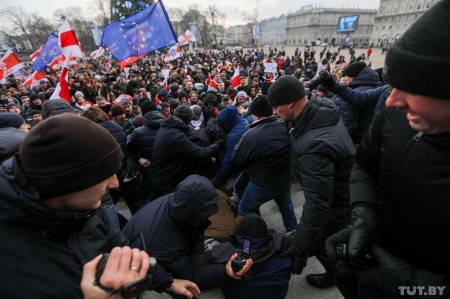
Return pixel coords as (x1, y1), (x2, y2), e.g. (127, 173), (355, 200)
(91, 0), (110, 27)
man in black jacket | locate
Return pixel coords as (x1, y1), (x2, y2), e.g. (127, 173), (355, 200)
(123, 175), (252, 294)
(149, 105), (219, 198)
(268, 76), (355, 290)
(326, 2), (450, 298)
(232, 95), (297, 232)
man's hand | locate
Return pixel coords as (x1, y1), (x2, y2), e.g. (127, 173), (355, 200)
(168, 279), (201, 299)
(326, 203), (378, 262)
(226, 253), (253, 279)
(357, 245), (447, 295)
(81, 246), (150, 299)
(280, 244), (308, 275)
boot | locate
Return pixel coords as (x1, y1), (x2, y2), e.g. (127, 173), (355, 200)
(306, 273), (335, 288)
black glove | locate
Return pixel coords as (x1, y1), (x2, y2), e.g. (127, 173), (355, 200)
(357, 245), (448, 297)
(319, 69), (336, 89)
(280, 244), (308, 275)
(326, 203), (378, 262)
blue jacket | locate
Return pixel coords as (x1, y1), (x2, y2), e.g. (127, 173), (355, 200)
(98, 120), (128, 157)
(212, 105), (248, 187)
(333, 66), (380, 144)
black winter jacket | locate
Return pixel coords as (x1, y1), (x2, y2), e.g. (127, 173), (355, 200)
(98, 120), (128, 156)
(334, 66), (379, 144)
(353, 108), (450, 275)
(232, 116), (292, 188)
(122, 175), (230, 291)
(0, 157), (127, 298)
(291, 97), (355, 252)
(128, 111), (164, 160)
(149, 116), (218, 195)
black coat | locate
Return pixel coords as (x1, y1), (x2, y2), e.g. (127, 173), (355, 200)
(128, 111), (164, 160)
(232, 116), (291, 188)
(0, 157), (127, 298)
(291, 96), (355, 252)
(98, 120), (128, 157)
(149, 116), (217, 195)
(122, 175), (229, 290)
(354, 108), (450, 275)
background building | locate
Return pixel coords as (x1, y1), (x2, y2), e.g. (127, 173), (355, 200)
(285, 7), (377, 47)
(227, 24), (252, 45)
(259, 15), (287, 46)
(371, 0), (441, 46)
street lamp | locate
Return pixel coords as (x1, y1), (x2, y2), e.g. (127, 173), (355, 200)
(211, 11), (218, 49)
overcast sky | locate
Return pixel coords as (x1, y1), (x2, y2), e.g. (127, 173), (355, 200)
(8, 0), (380, 27)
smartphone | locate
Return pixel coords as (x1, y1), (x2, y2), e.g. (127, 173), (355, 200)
(242, 237), (251, 257)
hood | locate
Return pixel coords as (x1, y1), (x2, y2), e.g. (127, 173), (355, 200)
(0, 128), (26, 163)
(217, 105), (239, 133)
(168, 174), (218, 230)
(143, 110), (165, 128)
(292, 95), (340, 137)
(41, 98), (75, 119)
(162, 115), (189, 132)
(0, 157), (97, 239)
(349, 66), (380, 89)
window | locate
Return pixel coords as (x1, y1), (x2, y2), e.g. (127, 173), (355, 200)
(389, 25), (393, 29)
(382, 25), (386, 30)
(417, 4), (421, 9)
(404, 23), (407, 28)
(409, 5), (413, 10)
(396, 24), (399, 29)
(426, 2), (431, 8)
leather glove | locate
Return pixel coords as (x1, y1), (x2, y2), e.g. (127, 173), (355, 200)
(280, 244), (308, 275)
(357, 245), (448, 297)
(319, 69), (337, 89)
(326, 203), (379, 262)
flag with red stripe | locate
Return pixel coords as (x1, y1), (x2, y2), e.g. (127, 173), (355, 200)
(30, 46), (43, 62)
(50, 53), (71, 103)
(24, 71), (46, 88)
(0, 50), (25, 83)
(59, 20), (84, 58)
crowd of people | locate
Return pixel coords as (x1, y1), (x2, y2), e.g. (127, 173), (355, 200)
(0, 1), (449, 298)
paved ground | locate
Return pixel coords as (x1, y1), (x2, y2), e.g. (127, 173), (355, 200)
(116, 181), (344, 299)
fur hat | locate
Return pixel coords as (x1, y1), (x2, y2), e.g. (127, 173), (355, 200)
(267, 76), (306, 106)
(19, 114), (121, 199)
(41, 99), (75, 119)
(250, 95), (273, 117)
(383, 0), (450, 99)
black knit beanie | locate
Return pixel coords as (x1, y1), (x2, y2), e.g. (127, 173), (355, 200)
(383, 0), (450, 100)
(250, 95), (273, 117)
(0, 113), (24, 129)
(137, 97), (150, 107)
(267, 75), (306, 107)
(343, 61), (367, 78)
(141, 100), (157, 116)
(19, 114), (122, 199)
(236, 214), (269, 239)
(173, 105), (193, 124)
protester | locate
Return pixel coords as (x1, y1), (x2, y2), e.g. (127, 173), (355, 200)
(326, 2), (450, 298)
(0, 113), (29, 163)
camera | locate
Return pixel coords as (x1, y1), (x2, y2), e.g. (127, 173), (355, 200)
(0, 99), (8, 110)
(336, 243), (376, 269)
(231, 237), (251, 273)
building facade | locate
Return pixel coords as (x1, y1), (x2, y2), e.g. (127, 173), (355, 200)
(259, 15), (287, 46)
(371, 0), (441, 46)
(286, 8), (377, 47)
(227, 24), (253, 45)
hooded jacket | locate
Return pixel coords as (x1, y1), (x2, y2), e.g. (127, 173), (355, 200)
(0, 157), (127, 298)
(212, 105), (248, 187)
(334, 66), (380, 144)
(128, 111), (165, 160)
(0, 127), (26, 163)
(123, 175), (230, 290)
(290, 96), (355, 252)
(149, 116), (218, 196)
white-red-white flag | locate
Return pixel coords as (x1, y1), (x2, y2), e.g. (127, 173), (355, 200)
(24, 71), (46, 88)
(177, 29), (197, 46)
(30, 46), (43, 62)
(58, 20), (84, 58)
(217, 60), (233, 71)
(0, 50), (25, 83)
(48, 54), (77, 70)
(90, 47), (105, 59)
(231, 67), (241, 89)
(50, 53), (71, 104)
(164, 44), (182, 62)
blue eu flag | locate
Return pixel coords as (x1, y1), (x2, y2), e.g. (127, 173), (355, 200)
(101, 0), (177, 61)
(31, 34), (63, 72)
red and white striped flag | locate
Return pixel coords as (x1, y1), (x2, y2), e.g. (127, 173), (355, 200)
(231, 67), (241, 89)
(90, 47), (105, 59)
(30, 46), (43, 62)
(50, 53), (71, 104)
(24, 71), (46, 88)
(0, 50), (25, 83)
(48, 54), (77, 70)
(217, 60), (233, 71)
(177, 29), (197, 46)
(59, 20), (84, 58)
